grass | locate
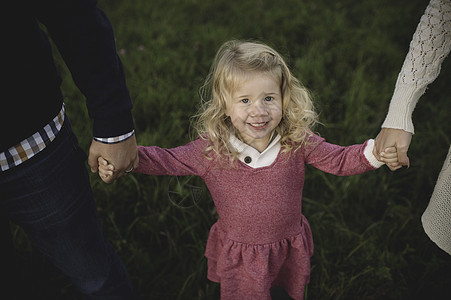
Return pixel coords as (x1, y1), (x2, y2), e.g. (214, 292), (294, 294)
(10, 0), (451, 299)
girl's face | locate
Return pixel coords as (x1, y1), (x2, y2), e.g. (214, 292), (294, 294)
(226, 72), (282, 152)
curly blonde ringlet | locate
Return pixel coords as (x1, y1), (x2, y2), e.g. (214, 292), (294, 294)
(193, 40), (318, 159)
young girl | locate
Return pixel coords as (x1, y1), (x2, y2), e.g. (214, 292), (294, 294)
(99, 40), (398, 300)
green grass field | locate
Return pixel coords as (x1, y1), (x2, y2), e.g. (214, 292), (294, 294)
(11, 0), (451, 299)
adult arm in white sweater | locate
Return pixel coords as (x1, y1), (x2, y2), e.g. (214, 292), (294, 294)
(373, 0), (451, 169)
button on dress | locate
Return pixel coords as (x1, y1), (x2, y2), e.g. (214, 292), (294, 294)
(134, 133), (382, 299)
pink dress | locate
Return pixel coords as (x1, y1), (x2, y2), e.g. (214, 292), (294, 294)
(134, 134), (377, 300)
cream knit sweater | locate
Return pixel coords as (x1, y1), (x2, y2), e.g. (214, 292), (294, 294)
(383, 0), (451, 255)
(382, 0), (451, 133)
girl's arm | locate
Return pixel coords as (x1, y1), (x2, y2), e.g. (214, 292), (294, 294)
(134, 138), (210, 177)
(304, 134), (390, 176)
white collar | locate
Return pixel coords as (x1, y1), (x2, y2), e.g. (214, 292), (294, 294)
(228, 134), (281, 168)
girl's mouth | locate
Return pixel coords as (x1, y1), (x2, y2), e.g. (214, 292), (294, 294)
(248, 122), (268, 129)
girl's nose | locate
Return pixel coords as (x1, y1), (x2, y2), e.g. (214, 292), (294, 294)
(249, 101), (268, 116)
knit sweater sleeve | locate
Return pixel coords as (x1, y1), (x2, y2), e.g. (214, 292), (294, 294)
(304, 134), (384, 176)
(134, 138), (210, 177)
(382, 0), (451, 133)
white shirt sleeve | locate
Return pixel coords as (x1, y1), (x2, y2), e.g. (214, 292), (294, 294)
(363, 139), (385, 168)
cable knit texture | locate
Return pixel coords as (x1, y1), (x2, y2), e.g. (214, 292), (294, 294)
(382, 0), (451, 133)
(135, 134), (379, 299)
(422, 146), (451, 254)
(381, 0), (451, 255)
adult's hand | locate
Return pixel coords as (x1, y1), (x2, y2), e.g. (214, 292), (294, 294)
(88, 134), (139, 183)
(373, 128), (413, 171)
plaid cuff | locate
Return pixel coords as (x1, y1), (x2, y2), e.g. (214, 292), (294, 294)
(1, 104), (65, 171)
(93, 130), (135, 144)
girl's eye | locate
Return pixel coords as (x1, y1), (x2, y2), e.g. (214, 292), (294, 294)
(241, 98), (250, 104)
(264, 96), (273, 102)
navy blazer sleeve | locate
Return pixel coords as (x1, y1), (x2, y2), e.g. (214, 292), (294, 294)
(35, 0), (134, 138)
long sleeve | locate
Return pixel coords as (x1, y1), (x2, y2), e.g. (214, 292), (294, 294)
(35, 0), (134, 138)
(304, 135), (383, 176)
(382, 0), (451, 133)
(134, 138), (211, 177)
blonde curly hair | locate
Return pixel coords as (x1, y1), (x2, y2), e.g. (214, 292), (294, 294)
(193, 40), (318, 159)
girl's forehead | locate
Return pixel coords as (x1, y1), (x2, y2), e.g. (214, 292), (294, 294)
(231, 71), (280, 88)
(229, 73), (282, 100)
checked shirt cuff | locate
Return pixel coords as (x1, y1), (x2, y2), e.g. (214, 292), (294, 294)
(94, 130), (135, 144)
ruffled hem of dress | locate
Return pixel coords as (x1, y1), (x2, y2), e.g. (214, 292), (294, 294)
(205, 215), (314, 296)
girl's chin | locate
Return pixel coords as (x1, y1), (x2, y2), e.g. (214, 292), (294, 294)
(241, 132), (272, 145)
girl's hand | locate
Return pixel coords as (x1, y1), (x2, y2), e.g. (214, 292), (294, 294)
(98, 157), (115, 183)
(379, 147), (402, 171)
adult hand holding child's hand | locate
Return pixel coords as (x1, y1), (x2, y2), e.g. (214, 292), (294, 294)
(373, 128), (412, 171)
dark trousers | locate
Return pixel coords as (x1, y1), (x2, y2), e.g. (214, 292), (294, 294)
(0, 118), (135, 299)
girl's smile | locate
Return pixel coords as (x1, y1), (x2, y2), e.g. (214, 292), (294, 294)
(226, 72), (282, 152)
